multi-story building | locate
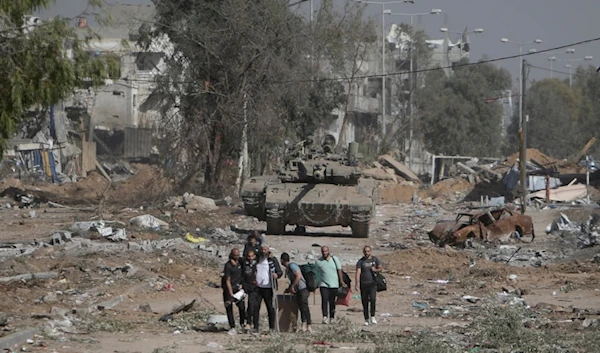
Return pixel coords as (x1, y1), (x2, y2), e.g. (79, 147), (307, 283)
(68, 4), (169, 131)
(325, 24), (471, 169)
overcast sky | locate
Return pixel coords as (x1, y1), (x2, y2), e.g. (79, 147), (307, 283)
(38, 0), (600, 85)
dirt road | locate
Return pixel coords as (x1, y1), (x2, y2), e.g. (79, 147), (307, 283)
(1, 198), (600, 352)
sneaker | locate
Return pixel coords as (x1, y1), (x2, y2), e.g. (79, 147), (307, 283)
(307, 325), (313, 333)
(243, 324), (251, 331)
(364, 321), (369, 326)
(370, 317), (378, 324)
(227, 328), (237, 335)
(322, 317), (329, 324)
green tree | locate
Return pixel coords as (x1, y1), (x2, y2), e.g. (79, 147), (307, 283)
(416, 59), (511, 156)
(573, 65), (600, 155)
(140, 0), (374, 192)
(524, 78), (581, 159)
(0, 0), (110, 153)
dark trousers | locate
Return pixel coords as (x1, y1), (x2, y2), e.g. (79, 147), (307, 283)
(246, 290), (260, 328)
(319, 287), (338, 318)
(223, 292), (246, 329)
(257, 287), (276, 330)
(360, 283), (377, 320)
(296, 288), (311, 324)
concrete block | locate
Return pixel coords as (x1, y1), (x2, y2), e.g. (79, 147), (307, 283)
(0, 327), (37, 350)
(128, 242), (142, 251)
(79, 239), (93, 247)
(64, 241), (81, 251)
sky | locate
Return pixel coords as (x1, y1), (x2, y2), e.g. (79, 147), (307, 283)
(37, 0), (600, 86)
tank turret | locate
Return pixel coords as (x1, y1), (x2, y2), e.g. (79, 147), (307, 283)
(240, 134), (377, 238)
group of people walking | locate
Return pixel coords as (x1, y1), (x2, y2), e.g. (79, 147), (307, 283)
(221, 230), (384, 334)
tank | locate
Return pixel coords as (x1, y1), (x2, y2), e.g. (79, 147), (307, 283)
(240, 135), (377, 238)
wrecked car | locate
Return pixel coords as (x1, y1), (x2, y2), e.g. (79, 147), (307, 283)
(428, 207), (535, 247)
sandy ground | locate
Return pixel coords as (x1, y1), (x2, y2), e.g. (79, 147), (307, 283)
(2, 175), (600, 352)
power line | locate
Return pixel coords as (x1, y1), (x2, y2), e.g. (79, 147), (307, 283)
(119, 36), (600, 85)
(269, 36), (600, 84)
(527, 63), (576, 76)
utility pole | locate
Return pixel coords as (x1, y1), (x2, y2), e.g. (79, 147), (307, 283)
(519, 59), (527, 214)
(408, 15), (414, 167)
(381, 5), (387, 138)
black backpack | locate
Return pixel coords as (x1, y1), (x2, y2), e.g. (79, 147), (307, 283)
(300, 263), (322, 292)
(336, 270), (352, 298)
(373, 272), (387, 292)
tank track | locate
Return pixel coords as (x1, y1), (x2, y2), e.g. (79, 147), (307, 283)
(242, 196), (264, 220)
(351, 212), (371, 238)
(266, 208), (285, 235)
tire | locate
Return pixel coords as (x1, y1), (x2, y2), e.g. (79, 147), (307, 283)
(266, 208), (285, 235)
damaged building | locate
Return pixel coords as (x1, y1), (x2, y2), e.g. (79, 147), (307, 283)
(2, 4), (171, 182)
(67, 4), (169, 159)
(324, 22), (474, 174)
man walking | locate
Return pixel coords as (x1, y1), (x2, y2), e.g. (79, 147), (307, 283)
(241, 249), (259, 333)
(243, 231), (263, 258)
(280, 252), (312, 332)
(222, 248), (245, 334)
(316, 246), (344, 324)
(256, 243), (283, 332)
(355, 246), (383, 326)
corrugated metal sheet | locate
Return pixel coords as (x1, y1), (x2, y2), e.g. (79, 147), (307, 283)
(124, 127), (152, 158)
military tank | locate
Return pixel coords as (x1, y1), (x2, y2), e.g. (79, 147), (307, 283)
(240, 135), (377, 238)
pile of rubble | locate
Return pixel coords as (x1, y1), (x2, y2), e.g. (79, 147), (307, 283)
(164, 193), (232, 212)
(546, 212), (600, 248)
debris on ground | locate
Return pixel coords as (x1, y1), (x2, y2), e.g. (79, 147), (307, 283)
(129, 215), (169, 230)
(546, 212), (600, 248)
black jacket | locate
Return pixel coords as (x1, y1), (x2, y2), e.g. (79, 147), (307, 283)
(243, 242), (261, 258)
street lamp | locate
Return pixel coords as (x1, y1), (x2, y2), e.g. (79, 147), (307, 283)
(501, 37), (542, 213)
(500, 37), (542, 131)
(440, 27), (484, 58)
(386, 8), (442, 164)
(356, 0), (414, 139)
(563, 56), (594, 86)
(545, 49), (576, 78)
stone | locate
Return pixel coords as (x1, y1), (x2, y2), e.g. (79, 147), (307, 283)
(185, 195), (218, 211)
(128, 242), (142, 251)
(50, 307), (69, 318)
(215, 196), (233, 206)
(129, 215), (169, 229)
(79, 238), (92, 247)
(64, 241), (81, 251)
(42, 292), (58, 304)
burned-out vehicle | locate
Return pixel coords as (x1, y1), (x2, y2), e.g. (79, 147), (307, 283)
(428, 207), (535, 247)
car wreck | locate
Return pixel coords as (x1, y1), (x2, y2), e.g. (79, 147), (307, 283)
(428, 207), (535, 247)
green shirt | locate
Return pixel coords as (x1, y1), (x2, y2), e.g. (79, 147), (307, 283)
(317, 255), (341, 288)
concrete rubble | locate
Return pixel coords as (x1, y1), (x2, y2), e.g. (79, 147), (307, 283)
(72, 221), (127, 241)
(129, 215), (169, 230)
(546, 212), (600, 248)
(165, 193), (219, 212)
